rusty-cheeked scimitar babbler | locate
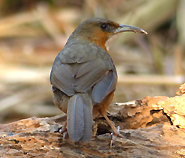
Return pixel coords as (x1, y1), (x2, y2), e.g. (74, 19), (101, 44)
(50, 18), (147, 144)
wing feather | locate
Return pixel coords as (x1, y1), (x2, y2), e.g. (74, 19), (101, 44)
(92, 68), (117, 104)
(51, 59), (107, 95)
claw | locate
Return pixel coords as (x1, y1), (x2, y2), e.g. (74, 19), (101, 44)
(59, 121), (68, 141)
(62, 131), (68, 141)
(110, 126), (123, 147)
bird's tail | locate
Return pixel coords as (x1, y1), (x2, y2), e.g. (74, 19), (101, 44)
(67, 93), (92, 142)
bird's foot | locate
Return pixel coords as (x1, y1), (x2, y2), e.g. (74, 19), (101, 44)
(59, 126), (67, 133)
(62, 131), (68, 141)
(59, 128), (68, 141)
(110, 126), (124, 147)
(59, 121), (68, 141)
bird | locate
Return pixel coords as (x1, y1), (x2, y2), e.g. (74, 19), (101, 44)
(50, 17), (147, 143)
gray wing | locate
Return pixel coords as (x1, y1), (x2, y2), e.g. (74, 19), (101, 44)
(50, 59), (108, 96)
(92, 66), (117, 104)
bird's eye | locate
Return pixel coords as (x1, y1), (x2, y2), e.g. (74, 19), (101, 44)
(100, 23), (108, 30)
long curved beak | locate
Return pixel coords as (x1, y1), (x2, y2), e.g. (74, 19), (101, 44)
(114, 24), (148, 34)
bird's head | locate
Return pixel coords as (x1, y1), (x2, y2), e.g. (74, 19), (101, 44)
(69, 18), (147, 51)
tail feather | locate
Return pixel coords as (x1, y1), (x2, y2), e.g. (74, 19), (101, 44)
(80, 94), (93, 141)
(67, 93), (92, 142)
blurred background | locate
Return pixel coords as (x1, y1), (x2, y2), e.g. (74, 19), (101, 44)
(0, 0), (184, 123)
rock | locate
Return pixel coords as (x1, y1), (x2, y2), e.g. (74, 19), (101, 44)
(176, 83), (185, 95)
(157, 95), (185, 128)
(1, 85), (185, 157)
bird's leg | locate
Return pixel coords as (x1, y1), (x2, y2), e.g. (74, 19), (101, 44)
(100, 113), (124, 147)
(97, 92), (124, 146)
(59, 121), (68, 141)
(103, 114), (120, 135)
